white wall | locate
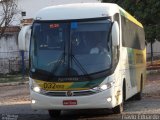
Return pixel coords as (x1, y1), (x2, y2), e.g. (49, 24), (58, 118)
(12, 0), (99, 26)
(147, 41), (160, 58)
(0, 35), (19, 56)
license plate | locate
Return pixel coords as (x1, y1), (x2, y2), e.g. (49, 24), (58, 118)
(63, 100), (77, 105)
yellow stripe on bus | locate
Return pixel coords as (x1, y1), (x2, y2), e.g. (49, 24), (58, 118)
(119, 7), (143, 28)
(35, 80), (89, 91)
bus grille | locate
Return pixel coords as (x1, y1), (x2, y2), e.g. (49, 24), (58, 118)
(73, 91), (96, 96)
(44, 90), (96, 97)
(45, 92), (66, 96)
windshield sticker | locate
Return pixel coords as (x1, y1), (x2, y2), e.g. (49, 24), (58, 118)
(71, 22), (78, 29)
(49, 23), (59, 28)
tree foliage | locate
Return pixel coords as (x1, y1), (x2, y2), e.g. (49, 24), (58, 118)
(0, 0), (18, 37)
(101, 0), (160, 43)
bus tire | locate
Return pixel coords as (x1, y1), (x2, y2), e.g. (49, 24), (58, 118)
(134, 92), (142, 100)
(135, 76), (143, 100)
(113, 102), (123, 114)
(113, 81), (125, 114)
(48, 110), (61, 118)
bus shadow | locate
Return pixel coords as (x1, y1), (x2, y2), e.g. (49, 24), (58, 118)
(0, 103), (119, 120)
(52, 109), (120, 120)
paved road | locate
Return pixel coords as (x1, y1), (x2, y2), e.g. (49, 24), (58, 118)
(0, 98), (160, 120)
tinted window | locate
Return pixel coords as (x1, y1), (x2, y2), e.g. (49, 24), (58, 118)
(121, 16), (145, 50)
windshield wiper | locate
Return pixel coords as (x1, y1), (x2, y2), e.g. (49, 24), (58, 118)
(71, 54), (91, 80)
(52, 38), (66, 74)
(52, 52), (65, 73)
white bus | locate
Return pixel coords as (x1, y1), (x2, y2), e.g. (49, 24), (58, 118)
(18, 3), (146, 117)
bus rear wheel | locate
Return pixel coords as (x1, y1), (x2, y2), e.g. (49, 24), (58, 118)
(134, 75), (143, 100)
(134, 92), (142, 100)
(134, 81), (143, 100)
(48, 110), (61, 118)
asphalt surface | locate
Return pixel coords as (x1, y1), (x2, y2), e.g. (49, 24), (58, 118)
(0, 98), (160, 120)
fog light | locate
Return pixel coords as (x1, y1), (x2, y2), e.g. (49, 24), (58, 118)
(31, 100), (36, 104)
(107, 97), (112, 102)
(33, 86), (40, 93)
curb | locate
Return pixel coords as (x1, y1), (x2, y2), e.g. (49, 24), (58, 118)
(147, 69), (160, 74)
(0, 81), (29, 87)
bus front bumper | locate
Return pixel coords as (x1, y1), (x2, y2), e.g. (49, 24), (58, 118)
(30, 89), (117, 110)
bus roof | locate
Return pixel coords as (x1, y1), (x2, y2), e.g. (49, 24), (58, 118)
(35, 3), (143, 28)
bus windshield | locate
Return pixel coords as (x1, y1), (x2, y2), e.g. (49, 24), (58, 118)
(30, 19), (112, 78)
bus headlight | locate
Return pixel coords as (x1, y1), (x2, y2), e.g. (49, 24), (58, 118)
(30, 79), (41, 93)
(100, 82), (112, 90)
(33, 86), (41, 93)
(100, 84), (109, 90)
(30, 79), (46, 94)
(92, 82), (113, 92)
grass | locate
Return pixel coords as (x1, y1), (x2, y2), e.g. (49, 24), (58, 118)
(0, 74), (28, 83)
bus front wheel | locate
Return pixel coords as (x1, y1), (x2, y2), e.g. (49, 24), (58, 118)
(112, 102), (123, 114)
(113, 81), (125, 114)
(48, 110), (61, 118)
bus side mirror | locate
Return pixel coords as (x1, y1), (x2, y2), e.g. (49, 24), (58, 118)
(112, 21), (119, 46)
(18, 25), (31, 51)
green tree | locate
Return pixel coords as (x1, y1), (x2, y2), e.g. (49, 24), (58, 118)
(101, 0), (160, 62)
